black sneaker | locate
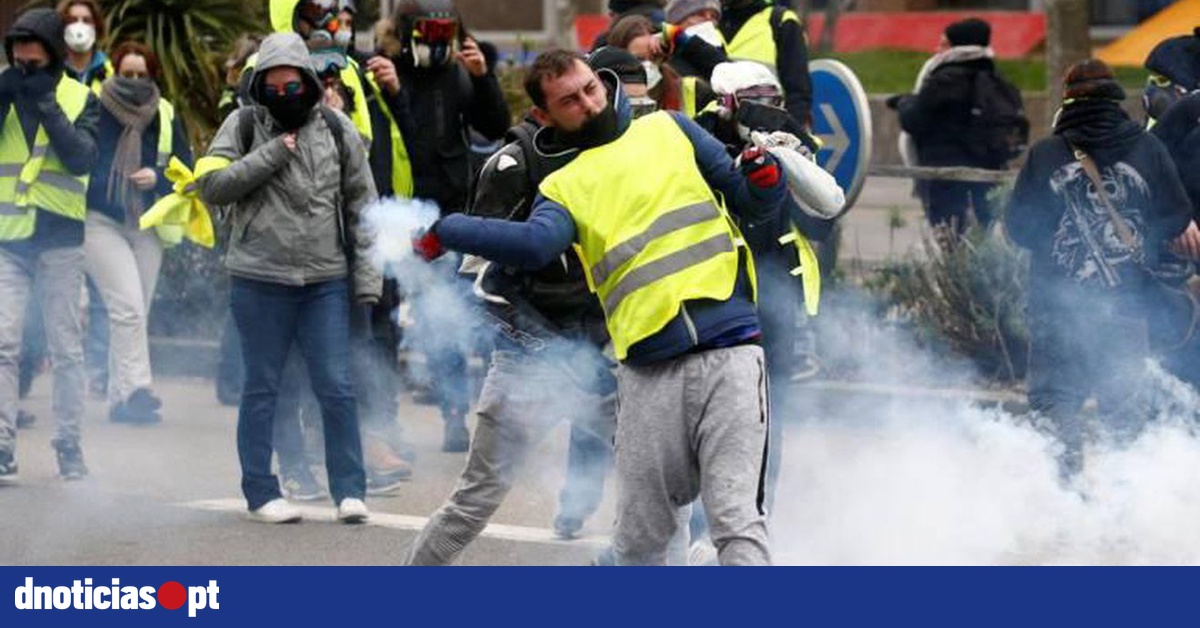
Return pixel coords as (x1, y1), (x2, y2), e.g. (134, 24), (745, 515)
(111, 389), (162, 425)
(366, 467), (411, 496)
(0, 449), (18, 485)
(16, 410), (36, 429)
(553, 515), (584, 540)
(51, 439), (87, 480)
(442, 417), (470, 453)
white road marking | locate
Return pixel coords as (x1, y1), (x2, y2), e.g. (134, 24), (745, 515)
(181, 498), (610, 549)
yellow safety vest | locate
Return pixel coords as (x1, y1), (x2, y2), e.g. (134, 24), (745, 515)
(0, 77), (92, 241)
(241, 54), (413, 197)
(726, 7), (802, 75)
(156, 99), (175, 168)
(539, 111), (756, 360)
(682, 76), (700, 119)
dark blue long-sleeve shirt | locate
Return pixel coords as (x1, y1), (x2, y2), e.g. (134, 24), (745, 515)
(436, 111), (787, 364)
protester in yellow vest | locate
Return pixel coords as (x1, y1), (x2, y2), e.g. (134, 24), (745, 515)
(83, 41), (193, 427)
(57, 0), (113, 95)
(720, 0), (812, 126)
(412, 50), (787, 565)
(0, 8), (101, 483)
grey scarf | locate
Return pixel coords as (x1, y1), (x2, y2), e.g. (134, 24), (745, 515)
(99, 77), (161, 223)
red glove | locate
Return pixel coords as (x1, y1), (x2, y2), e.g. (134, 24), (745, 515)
(740, 146), (780, 189)
(412, 224), (445, 262)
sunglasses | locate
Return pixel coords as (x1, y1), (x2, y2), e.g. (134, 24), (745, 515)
(263, 80), (306, 97)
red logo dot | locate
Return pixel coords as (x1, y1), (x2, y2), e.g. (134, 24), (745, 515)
(157, 581), (186, 610)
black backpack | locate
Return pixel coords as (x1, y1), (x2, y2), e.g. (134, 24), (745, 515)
(965, 70), (1030, 166)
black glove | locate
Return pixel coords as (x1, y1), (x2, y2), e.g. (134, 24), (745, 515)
(0, 68), (21, 102)
(19, 69), (57, 101)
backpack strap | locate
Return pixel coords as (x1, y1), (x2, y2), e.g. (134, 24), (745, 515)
(237, 105), (258, 155)
(1068, 140), (1142, 255)
(507, 122), (543, 192)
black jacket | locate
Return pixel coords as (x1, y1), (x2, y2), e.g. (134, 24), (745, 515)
(720, 1), (812, 126)
(1, 8), (100, 255)
(87, 100), (193, 225)
(394, 61), (509, 215)
(1150, 92), (1200, 217)
(896, 57), (1000, 169)
(1007, 99), (1192, 312)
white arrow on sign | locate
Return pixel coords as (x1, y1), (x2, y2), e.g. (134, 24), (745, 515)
(817, 103), (850, 176)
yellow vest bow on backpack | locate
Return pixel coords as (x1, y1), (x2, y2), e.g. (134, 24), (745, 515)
(139, 156), (215, 249)
(539, 111), (757, 360)
(0, 77), (92, 241)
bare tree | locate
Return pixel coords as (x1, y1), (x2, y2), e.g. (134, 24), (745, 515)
(1045, 0), (1092, 110)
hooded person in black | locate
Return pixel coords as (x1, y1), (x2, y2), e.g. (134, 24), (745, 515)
(1006, 59), (1193, 480)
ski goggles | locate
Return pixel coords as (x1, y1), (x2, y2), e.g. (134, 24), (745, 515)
(412, 16), (459, 44)
(728, 85), (783, 109)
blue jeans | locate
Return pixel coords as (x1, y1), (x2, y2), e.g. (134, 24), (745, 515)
(230, 277), (365, 510)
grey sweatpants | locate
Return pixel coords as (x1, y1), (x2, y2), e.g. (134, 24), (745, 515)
(614, 344), (771, 566)
(0, 247), (87, 453)
(404, 350), (616, 566)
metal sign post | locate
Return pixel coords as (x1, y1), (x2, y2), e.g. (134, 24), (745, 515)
(809, 58), (872, 213)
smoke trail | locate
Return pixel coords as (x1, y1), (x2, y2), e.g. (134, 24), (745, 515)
(769, 285), (1200, 566)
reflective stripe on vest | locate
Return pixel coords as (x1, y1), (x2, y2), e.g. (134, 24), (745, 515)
(539, 111), (755, 360)
(726, 7), (801, 75)
(157, 99), (175, 168)
(0, 77), (92, 241)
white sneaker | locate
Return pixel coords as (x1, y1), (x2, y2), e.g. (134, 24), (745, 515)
(688, 539), (719, 566)
(337, 498), (369, 524)
(247, 498), (302, 524)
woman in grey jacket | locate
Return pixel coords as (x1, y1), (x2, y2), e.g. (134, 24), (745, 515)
(198, 33), (382, 524)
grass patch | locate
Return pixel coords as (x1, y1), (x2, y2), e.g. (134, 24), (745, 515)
(822, 49), (1148, 94)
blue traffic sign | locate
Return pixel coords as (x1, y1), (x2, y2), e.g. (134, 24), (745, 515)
(809, 59), (872, 213)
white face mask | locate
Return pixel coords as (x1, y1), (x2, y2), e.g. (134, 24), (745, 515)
(334, 29), (353, 49)
(642, 61), (662, 91)
(64, 22), (96, 54)
(685, 21), (724, 49)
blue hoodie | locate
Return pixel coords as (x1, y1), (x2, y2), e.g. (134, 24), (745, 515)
(436, 76), (787, 365)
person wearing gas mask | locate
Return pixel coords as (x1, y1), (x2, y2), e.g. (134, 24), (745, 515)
(83, 41), (192, 426)
(719, 0), (812, 127)
(196, 32), (381, 525)
(375, 0), (510, 453)
(1142, 29), (1200, 129)
(56, 0), (112, 95)
(242, 0), (417, 498)
(684, 60), (842, 562)
(0, 7), (101, 483)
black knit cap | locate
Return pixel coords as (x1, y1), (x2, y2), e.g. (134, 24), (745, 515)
(589, 46), (647, 85)
(945, 17), (991, 47)
(609, 0), (664, 16)
(1064, 58), (1127, 102)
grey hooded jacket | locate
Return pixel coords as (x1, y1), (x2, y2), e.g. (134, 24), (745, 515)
(199, 32), (381, 301)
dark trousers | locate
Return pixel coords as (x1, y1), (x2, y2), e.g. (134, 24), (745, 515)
(924, 180), (995, 233)
(230, 276), (364, 509)
(1026, 301), (1150, 476)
